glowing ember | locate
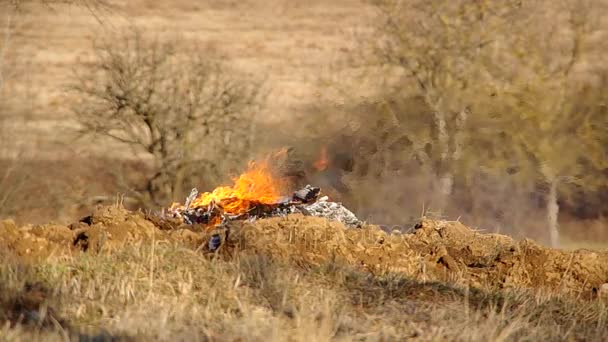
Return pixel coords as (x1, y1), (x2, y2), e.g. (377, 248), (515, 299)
(313, 145), (329, 171)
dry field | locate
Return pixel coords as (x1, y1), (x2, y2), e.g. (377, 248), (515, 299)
(1, 205), (608, 341)
(1, 0), (606, 243)
(1, 2), (608, 340)
(0, 0), (376, 223)
(1, 0), (371, 157)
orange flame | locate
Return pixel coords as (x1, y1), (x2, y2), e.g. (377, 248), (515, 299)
(313, 145), (329, 171)
(171, 153), (289, 216)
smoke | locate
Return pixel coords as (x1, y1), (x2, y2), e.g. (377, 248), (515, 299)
(255, 98), (571, 243)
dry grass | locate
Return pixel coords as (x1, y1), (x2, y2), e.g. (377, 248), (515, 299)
(1, 232), (607, 341)
(2, 2), (608, 338)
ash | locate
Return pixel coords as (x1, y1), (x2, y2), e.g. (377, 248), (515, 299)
(300, 196), (362, 227)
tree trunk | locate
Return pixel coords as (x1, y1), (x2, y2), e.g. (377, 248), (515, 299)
(453, 107), (469, 162)
(433, 109), (449, 168)
(547, 177), (560, 248)
(437, 174), (454, 197)
(432, 106), (454, 213)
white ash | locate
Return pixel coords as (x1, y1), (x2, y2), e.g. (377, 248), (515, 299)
(300, 196), (362, 228)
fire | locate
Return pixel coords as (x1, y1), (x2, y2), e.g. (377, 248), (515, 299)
(313, 145), (329, 171)
(170, 155), (288, 217)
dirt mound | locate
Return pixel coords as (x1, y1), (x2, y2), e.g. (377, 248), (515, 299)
(0, 206), (205, 262)
(406, 220), (608, 296)
(2, 206), (607, 297)
(0, 220), (74, 263)
(218, 216), (608, 297)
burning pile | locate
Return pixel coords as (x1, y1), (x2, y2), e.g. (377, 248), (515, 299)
(168, 157), (362, 228)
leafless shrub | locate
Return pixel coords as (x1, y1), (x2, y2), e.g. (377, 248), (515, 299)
(71, 29), (264, 208)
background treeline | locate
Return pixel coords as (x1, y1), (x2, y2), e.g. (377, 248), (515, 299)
(282, 0), (608, 246)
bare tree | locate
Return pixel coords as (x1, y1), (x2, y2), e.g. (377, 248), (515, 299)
(492, 0), (608, 247)
(364, 0), (608, 244)
(370, 0), (522, 210)
(71, 29), (264, 207)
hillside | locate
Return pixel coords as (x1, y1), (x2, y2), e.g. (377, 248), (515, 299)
(1, 0), (370, 157)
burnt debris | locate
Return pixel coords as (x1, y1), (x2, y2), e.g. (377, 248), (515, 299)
(292, 185), (321, 203)
(168, 184), (362, 229)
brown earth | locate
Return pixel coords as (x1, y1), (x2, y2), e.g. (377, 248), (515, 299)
(2, 205), (607, 298)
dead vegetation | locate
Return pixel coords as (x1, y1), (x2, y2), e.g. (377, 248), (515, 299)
(0, 0), (606, 246)
(1, 1), (608, 339)
(71, 29), (264, 208)
(1, 206), (608, 340)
